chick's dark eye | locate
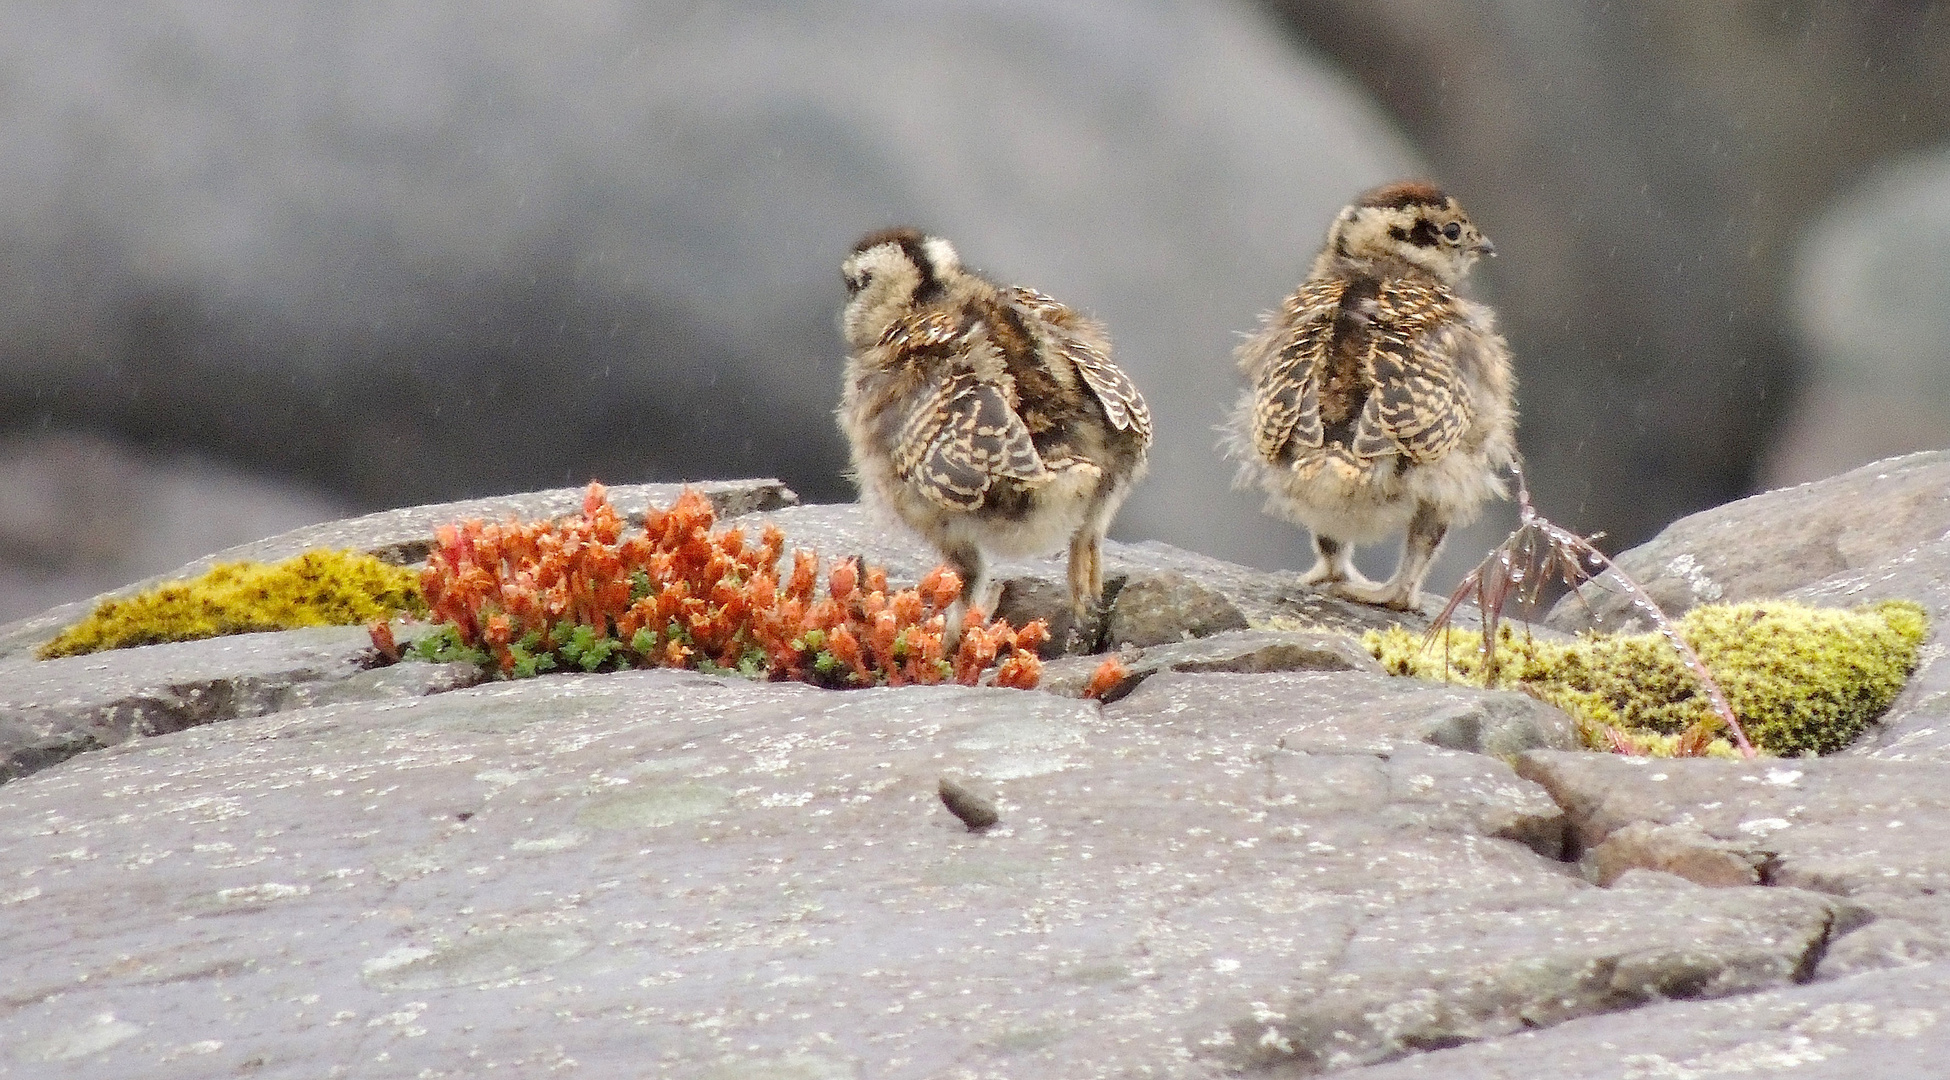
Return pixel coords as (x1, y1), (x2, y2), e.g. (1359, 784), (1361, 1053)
(1442, 222), (1462, 242)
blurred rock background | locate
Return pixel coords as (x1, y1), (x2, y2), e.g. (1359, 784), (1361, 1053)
(1, 1), (1947, 622)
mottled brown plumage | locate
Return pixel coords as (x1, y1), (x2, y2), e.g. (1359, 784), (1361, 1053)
(838, 230), (1150, 637)
(1225, 182), (1517, 610)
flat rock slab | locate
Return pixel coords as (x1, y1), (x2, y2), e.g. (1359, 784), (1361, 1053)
(1337, 958), (1950, 1080)
(1111, 670), (1582, 761)
(0, 667), (1825, 1078)
(0, 626), (481, 786)
(1548, 450), (1950, 633)
(1518, 750), (1950, 978)
(1036, 628), (1384, 702)
(1516, 751), (1950, 897)
(1216, 878), (1835, 1075)
(0, 478), (798, 663)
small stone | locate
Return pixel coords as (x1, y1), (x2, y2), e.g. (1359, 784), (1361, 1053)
(938, 777), (999, 831)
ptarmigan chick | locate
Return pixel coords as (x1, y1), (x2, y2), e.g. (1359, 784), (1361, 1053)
(838, 228), (1151, 635)
(1224, 181), (1517, 610)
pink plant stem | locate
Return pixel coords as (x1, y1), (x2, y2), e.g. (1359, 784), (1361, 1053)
(1566, 534), (1756, 759)
(1511, 463), (1756, 759)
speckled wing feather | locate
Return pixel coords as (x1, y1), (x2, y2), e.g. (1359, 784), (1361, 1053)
(1066, 337), (1150, 442)
(1006, 287), (1152, 441)
(876, 308), (965, 357)
(892, 368), (1051, 511)
(1349, 279), (1470, 463)
(1250, 280), (1343, 462)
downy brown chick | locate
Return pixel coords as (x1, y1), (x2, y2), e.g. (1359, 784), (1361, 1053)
(838, 228), (1151, 637)
(1224, 181), (1517, 610)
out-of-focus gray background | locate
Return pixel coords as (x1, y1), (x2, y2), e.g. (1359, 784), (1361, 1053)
(2, 1), (1947, 621)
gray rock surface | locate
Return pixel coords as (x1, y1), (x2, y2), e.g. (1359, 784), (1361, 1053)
(4, 467), (1950, 1076)
(1104, 669), (1580, 764)
(0, 666), (1842, 1079)
(1337, 959), (1950, 1079)
(1218, 883), (1836, 1074)
(1548, 449), (1950, 633)
(0, 625), (480, 786)
(1517, 752), (1950, 894)
(1585, 820), (1769, 888)
(1518, 751), (1950, 978)
(1036, 628), (1383, 703)
(1100, 571), (1253, 649)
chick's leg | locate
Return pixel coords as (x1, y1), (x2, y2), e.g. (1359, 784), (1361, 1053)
(1301, 534), (1368, 586)
(941, 542), (988, 650)
(1067, 528), (1103, 624)
(1331, 503), (1448, 610)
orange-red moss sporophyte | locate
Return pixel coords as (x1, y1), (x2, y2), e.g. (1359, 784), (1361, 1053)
(413, 482), (1046, 689)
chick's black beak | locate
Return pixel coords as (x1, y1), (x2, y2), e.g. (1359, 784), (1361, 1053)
(1474, 237), (1497, 258)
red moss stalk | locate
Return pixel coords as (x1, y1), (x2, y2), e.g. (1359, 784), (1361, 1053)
(420, 482), (1043, 689)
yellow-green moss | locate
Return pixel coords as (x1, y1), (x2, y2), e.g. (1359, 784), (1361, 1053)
(1364, 599), (1929, 757)
(38, 550), (425, 659)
